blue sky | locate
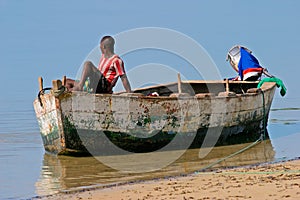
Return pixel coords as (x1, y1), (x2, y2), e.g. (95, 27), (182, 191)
(1, 0), (299, 106)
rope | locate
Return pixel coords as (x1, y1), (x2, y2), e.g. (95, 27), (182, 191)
(198, 136), (263, 172)
(196, 89), (268, 172)
(261, 90), (266, 139)
(38, 87), (52, 107)
(37, 86), (66, 107)
(195, 169), (300, 175)
(51, 85), (66, 97)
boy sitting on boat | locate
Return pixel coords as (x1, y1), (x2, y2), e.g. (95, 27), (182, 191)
(66, 36), (132, 94)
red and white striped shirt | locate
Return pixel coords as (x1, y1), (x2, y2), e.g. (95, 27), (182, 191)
(98, 54), (126, 87)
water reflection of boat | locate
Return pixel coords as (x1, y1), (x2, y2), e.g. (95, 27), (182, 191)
(35, 154), (114, 196)
(35, 139), (275, 196)
(33, 78), (276, 155)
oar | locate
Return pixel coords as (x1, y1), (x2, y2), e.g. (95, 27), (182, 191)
(262, 68), (274, 78)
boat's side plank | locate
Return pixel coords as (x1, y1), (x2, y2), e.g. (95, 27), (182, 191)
(60, 83), (275, 134)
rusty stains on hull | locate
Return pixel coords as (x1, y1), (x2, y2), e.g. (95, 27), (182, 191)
(33, 81), (277, 155)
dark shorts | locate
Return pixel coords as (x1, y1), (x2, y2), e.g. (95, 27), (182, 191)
(95, 73), (110, 93)
(89, 70), (110, 94)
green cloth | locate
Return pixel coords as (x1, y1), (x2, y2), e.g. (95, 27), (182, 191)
(257, 77), (287, 96)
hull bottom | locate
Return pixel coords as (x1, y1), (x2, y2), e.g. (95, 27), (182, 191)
(42, 119), (268, 156)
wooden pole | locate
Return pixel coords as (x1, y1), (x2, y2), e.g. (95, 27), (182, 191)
(38, 77), (43, 91)
(52, 80), (62, 91)
(226, 79), (230, 93)
(177, 73), (182, 94)
(62, 75), (66, 86)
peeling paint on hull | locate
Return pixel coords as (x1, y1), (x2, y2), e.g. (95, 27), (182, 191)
(33, 81), (276, 155)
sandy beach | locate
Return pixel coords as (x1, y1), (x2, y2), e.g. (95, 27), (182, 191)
(38, 159), (300, 200)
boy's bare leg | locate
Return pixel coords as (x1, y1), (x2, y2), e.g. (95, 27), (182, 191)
(72, 61), (98, 91)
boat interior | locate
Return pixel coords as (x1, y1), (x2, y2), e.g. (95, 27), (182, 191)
(133, 81), (260, 97)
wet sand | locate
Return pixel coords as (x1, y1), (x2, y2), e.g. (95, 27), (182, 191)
(39, 159), (300, 200)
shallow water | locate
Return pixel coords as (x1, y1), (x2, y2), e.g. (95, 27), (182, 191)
(34, 139), (275, 197)
(0, 98), (299, 199)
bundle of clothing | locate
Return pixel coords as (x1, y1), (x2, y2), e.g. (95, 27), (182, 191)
(226, 45), (287, 96)
(227, 45), (264, 81)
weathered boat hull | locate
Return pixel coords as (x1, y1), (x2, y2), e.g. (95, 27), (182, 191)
(33, 81), (276, 155)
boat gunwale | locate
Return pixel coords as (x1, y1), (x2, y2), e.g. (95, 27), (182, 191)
(33, 81), (277, 102)
(130, 80), (260, 93)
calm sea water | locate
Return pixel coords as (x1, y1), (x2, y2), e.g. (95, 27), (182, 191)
(0, 97), (299, 200)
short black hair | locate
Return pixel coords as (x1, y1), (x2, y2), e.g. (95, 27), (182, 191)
(100, 36), (115, 46)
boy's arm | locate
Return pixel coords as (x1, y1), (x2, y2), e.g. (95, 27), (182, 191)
(120, 74), (132, 93)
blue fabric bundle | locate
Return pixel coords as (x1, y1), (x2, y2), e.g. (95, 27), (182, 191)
(238, 48), (262, 80)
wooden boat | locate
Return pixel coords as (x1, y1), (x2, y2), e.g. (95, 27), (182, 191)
(33, 76), (276, 155)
